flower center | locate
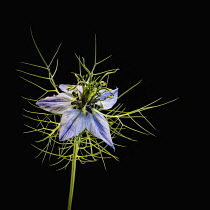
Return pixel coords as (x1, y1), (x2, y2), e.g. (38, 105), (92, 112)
(71, 91), (100, 115)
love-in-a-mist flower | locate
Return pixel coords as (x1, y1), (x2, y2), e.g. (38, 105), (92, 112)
(18, 30), (178, 210)
(36, 84), (118, 149)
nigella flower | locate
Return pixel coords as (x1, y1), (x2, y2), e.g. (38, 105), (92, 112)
(36, 84), (118, 149)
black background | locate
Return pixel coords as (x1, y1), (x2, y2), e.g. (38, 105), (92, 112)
(4, 3), (190, 210)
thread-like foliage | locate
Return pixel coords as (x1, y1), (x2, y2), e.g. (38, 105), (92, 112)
(18, 31), (177, 171)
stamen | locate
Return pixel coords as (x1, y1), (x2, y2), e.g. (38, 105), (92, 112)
(78, 105), (84, 109)
(71, 101), (78, 105)
(72, 91), (78, 97)
(94, 104), (100, 109)
(86, 105), (92, 114)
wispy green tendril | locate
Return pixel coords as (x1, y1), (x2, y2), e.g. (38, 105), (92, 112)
(17, 30), (178, 172)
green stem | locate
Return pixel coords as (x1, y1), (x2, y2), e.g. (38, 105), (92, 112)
(67, 139), (79, 210)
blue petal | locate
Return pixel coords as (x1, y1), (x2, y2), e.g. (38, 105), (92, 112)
(59, 109), (86, 141)
(59, 84), (84, 96)
(96, 88), (118, 109)
(36, 93), (72, 114)
(86, 110), (114, 149)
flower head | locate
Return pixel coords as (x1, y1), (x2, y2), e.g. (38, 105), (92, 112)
(36, 84), (118, 149)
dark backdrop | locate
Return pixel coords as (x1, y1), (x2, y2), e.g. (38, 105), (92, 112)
(4, 3), (188, 210)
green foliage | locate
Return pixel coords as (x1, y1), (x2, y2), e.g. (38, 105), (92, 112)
(18, 30), (177, 171)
